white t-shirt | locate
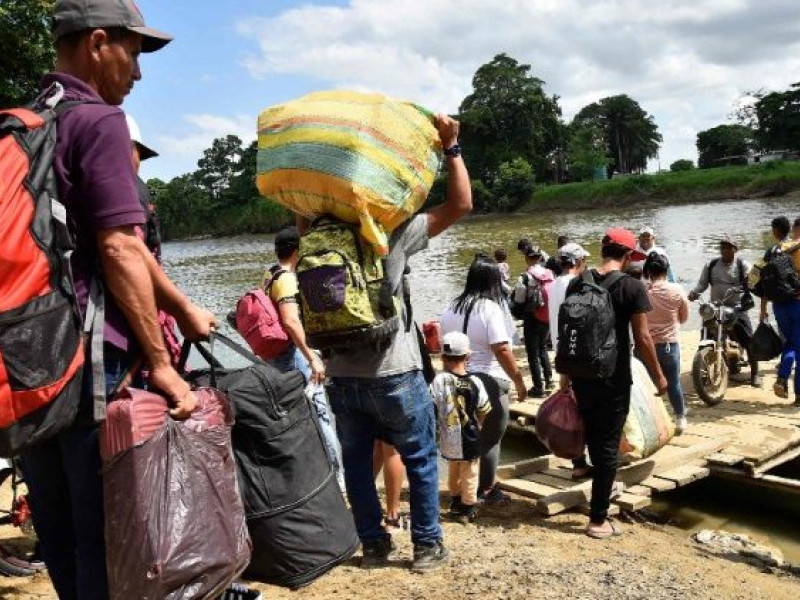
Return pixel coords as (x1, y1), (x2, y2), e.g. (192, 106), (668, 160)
(548, 273), (576, 349)
(440, 299), (513, 381)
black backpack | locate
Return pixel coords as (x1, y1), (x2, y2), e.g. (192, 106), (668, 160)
(555, 270), (625, 380)
(509, 273), (544, 319)
(756, 244), (800, 303)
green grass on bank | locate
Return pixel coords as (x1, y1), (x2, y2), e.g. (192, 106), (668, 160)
(521, 161), (800, 212)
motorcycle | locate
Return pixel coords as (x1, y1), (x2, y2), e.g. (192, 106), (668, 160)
(0, 459), (45, 577)
(691, 288), (749, 406)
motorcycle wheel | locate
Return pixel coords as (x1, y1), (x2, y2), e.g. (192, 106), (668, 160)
(0, 467), (46, 577)
(692, 346), (728, 406)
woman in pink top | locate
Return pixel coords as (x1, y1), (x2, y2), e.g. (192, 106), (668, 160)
(644, 253), (689, 433)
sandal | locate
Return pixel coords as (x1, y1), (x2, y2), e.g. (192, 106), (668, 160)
(585, 520), (622, 540)
(571, 466), (594, 480)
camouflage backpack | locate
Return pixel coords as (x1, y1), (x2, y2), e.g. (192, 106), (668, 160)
(296, 217), (401, 352)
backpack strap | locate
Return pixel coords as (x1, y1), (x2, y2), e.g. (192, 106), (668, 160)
(83, 278), (107, 422)
(598, 270), (626, 291)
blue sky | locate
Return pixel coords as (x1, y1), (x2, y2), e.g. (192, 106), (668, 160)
(128, 0), (800, 182)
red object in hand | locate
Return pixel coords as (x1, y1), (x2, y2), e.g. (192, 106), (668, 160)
(11, 494), (32, 527)
(535, 388), (586, 460)
(422, 320), (442, 354)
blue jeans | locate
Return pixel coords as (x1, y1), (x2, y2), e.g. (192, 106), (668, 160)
(326, 370), (441, 547)
(269, 346), (342, 479)
(774, 299), (800, 394)
(19, 346), (138, 600)
(655, 342), (686, 417)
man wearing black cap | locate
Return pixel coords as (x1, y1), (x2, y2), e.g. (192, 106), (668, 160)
(20, 3), (217, 598)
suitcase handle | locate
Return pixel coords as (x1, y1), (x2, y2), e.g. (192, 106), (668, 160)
(178, 331), (265, 387)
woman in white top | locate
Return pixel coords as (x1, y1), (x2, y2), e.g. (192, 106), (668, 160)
(440, 255), (526, 504)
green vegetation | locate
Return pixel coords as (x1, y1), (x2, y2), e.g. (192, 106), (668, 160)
(0, 0), (54, 109)
(520, 161), (800, 212)
(670, 159), (694, 172)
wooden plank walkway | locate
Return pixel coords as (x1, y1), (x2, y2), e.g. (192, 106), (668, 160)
(434, 335), (800, 515)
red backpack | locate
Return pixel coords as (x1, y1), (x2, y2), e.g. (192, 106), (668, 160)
(0, 88), (85, 456)
(235, 268), (291, 360)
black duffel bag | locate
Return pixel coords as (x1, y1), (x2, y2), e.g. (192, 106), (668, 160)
(182, 333), (358, 589)
(749, 320), (785, 362)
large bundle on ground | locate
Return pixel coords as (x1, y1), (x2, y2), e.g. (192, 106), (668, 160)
(620, 358), (675, 460)
(187, 334), (359, 589)
(256, 90), (442, 255)
(101, 387), (251, 600)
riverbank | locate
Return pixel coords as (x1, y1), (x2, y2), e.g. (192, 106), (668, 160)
(520, 161), (800, 212)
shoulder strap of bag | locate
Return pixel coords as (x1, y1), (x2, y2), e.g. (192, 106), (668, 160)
(598, 271), (626, 291)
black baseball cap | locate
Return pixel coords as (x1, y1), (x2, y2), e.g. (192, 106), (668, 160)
(274, 226), (300, 254)
(53, 0), (173, 53)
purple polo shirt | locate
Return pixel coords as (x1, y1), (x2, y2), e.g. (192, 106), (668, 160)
(44, 72), (145, 351)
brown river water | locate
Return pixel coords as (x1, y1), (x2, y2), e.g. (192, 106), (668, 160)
(162, 196), (800, 561)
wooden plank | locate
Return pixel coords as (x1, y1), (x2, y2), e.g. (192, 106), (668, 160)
(649, 438), (726, 475)
(498, 478), (561, 500)
(613, 493), (651, 511)
(626, 485), (653, 497)
(536, 459), (656, 516)
(706, 452), (745, 467)
(496, 456), (552, 481)
(747, 444), (800, 476)
(542, 467), (582, 482)
(640, 476), (677, 492)
(524, 473), (575, 490)
(667, 433), (720, 449)
(656, 465), (710, 486)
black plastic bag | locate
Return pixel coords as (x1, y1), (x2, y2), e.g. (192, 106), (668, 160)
(749, 320), (784, 362)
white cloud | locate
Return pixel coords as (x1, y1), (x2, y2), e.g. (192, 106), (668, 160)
(155, 113), (255, 158)
(236, 0), (800, 168)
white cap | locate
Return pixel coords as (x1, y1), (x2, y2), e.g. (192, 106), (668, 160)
(442, 331), (471, 357)
(124, 113), (158, 160)
(640, 226), (655, 237)
(556, 242), (590, 262)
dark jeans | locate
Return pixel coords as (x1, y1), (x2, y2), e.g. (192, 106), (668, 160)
(326, 370), (441, 546)
(478, 377), (510, 492)
(655, 342), (686, 417)
(19, 346), (137, 600)
(572, 378), (631, 524)
(774, 300), (800, 395)
(524, 317), (552, 390)
(729, 311), (759, 382)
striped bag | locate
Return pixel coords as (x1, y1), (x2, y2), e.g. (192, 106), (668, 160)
(256, 91), (442, 255)
(620, 358), (676, 460)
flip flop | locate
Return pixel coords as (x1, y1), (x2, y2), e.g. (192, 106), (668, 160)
(585, 520), (622, 540)
(609, 481), (625, 501)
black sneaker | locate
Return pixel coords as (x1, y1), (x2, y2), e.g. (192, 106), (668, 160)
(545, 380), (555, 391)
(448, 495), (463, 515)
(456, 505), (478, 524)
(478, 485), (511, 506)
(220, 583), (262, 600)
(361, 537), (395, 569)
(527, 387), (545, 398)
(411, 541), (450, 573)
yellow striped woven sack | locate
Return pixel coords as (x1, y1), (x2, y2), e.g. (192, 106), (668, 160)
(256, 91), (442, 255)
(620, 358), (676, 460)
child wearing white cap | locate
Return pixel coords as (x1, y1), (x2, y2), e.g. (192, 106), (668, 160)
(430, 332), (491, 523)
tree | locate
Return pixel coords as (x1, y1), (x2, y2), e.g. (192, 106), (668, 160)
(696, 124), (754, 168)
(491, 158), (535, 210)
(195, 135), (244, 202)
(669, 159), (694, 172)
(572, 95), (662, 175)
(228, 140), (260, 205)
(566, 124), (608, 181)
(458, 54), (562, 184)
(0, 0), (55, 108)
(149, 174), (213, 239)
(753, 83), (800, 152)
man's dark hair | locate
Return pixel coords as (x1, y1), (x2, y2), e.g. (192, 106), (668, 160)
(517, 238), (531, 252)
(794, 216), (800, 229)
(600, 240), (630, 261)
(450, 255), (505, 316)
(772, 216), (791, 239)
(55, 26), (130, 52)
(556, 235), (569, 248)
(494, 248), (508, 262)
(275, 244), (297, 261)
